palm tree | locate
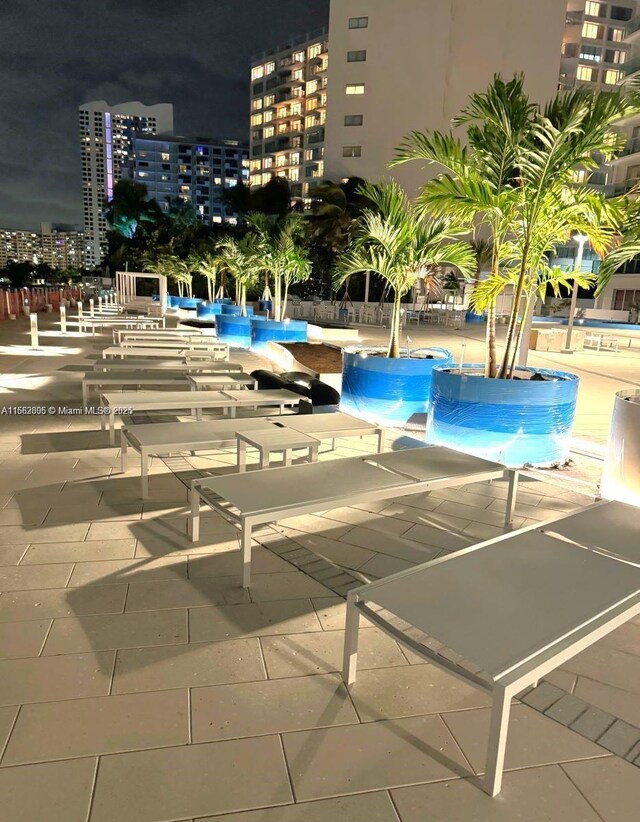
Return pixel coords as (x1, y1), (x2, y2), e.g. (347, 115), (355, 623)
(337, 180), (475, 358)
(188, 250), (221, 302)
(104, 180), (161, 239)
(394, 75), (637, 377)
(215, 236), (259, 316)
(246, 212), (309, 321)
(144, 253), (192, 298)
(280, 239), (312, 319)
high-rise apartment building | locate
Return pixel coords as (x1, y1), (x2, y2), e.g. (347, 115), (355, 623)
(560, 1), (636, 90)
(323, 0), (567, 192)
(0, 223), (85, 269)
(130, 135), (249, 225)
(79, 100), (174, 268)
(249, 29), (328, 199)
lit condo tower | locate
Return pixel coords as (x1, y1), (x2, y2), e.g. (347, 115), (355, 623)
(79, 100), (173, 268)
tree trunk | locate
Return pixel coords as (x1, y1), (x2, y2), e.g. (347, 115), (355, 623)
(387, 292), (402, 358)
(282, 281), (290, 320)
(240, 284), (247, 317)
(274, 275), (282, 321)
(485, 301), (497, 378)
(499, 251), (528, 379)
(207, 278), (213, 302)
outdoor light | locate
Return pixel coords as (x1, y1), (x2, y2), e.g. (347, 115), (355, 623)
(562, 233), (589, 353)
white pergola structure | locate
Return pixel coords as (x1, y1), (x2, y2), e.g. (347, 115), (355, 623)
(116, 271), (167, 314)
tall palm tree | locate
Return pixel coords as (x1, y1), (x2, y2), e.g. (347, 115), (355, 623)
(394, 75), (638, 377)
(104, 180), (161, 239)
(215, 236), (259, 316)
(246, 212), (309, 321)
(337, 180), (475, 358)
(188, 250), (221, 302)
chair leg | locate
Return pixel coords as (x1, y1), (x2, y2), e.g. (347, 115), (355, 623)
(505, 470), (519, 529)
(120, 437), (128, 473)
(484, 686), (511, 797)
(189, 485), (201, 542)
(241, 524), (252, 588)
(342, 591), (361, 686)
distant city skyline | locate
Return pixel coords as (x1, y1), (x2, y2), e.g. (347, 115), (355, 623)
(0, 0), (329, 231)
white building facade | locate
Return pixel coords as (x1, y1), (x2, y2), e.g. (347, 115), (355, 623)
(79, 100), (173, 269)
(0, 223), (85, 270)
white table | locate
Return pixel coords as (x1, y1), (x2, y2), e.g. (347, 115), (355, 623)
(82, 370), (190, 409)
(342, 502), (640, 797)
(119, 411), (383, 499)
(237, 427), (320, 472)
(102, 346), (229, 361)
(94, 359), (242, 373)
(113, 328), (206, 344)
(100, 388), (305, 444)
(189, 445), (519, 586)
(188, 374), (257, 391)
(118, 339), (222, 351)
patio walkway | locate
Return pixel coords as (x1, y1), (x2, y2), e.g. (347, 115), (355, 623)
(0, 312), (638, 821)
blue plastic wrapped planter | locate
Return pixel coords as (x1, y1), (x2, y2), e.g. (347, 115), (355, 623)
(216, 315), (252, 348)
(250, 319), (308, 351)
(427, 364), (579, 468)
(465, 309), (485, 324)
(340, 346), (453, 427)
(196, 302), (222, 318)
(167, 295), (180, 308)
(214, 298), (233, 305)
(178, 297), (202, 310)
(258, 299), (273, 314)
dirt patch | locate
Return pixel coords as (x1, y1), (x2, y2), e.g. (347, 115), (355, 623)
(282, 343), (342, 374)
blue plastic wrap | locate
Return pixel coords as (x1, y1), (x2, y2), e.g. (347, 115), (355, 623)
(196, 302), (222, 318)
(250, 319), (308, 351)
(465, 310), (485, 324)
(340, 346), (453, 427)
(215, 298), (233, 305)
(167, 295), (180, 308)
(178, 297), (202, 310)
(220, 304), (242, 316)
(259, 299), (273, 313)
(427, 365), (579, 467)
(216, 315), (251, 348)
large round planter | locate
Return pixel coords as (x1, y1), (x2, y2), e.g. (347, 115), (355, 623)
(340, 346), (453, 427)
(465, 310), (485, 324)
(178, 297), (202, 310)
(250, 319), (308, 351)
(197, 302), (222, 318)
(601, 389), (640, 506)
(216, 315), (251, 348)
(427, 365), (579, 468)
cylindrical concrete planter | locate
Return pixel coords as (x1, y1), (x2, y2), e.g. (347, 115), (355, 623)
(427, 365), (579, 468)
(250, 319), (308, 351)
(216, 315), (251, 348)
(340, 346), (453, 427)
(197, 302), (222, 318)
(601, 389), (640, 506)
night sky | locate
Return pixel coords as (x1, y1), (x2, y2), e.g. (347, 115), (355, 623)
(0, 0), (329, 231)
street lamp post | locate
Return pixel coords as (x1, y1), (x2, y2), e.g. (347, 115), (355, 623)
(562, 233), (588, 353)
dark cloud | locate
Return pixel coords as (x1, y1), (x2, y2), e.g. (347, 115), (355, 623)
(0, 0), (329, 230)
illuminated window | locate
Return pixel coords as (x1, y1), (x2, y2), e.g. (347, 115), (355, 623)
(251, 99), (263, 111)
(585, 1), (604, 16)
(347, 50), (367, 62)
(293, 68), (304, 81)
(346, 83), (365, 95)
(579, 45), (601, 61)
(293, 50), (305, 63)
(349, 16), (368, 28)
(342, 145), (362, 157)
(605, 49), (626, 63)
(263, 110), (274, 123)
(250, 113), (263, 126)
(605, 69), (623, 84)
(291, 102), (303, 115)
(290, 152), (301, 165)
(308, 43), (322, 59)
(306, 79), (319, 94)
(609, 27), (624, 41)
(160, 152), (170, 161)
(577, 64), (597, 81)
(263, 157), (273, 168)
(582, 22), (603, 38)
(573, 169), (588, 183)
(251, 66), (264, 80)
(263, 126), (275, 138)
(265, 61), (275, 74)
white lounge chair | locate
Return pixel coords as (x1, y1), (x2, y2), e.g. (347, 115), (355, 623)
(342, 500), (640, 797)
(188, 445), (519, 586)
(100, 388), (306, 444)
(93, 359), (242, 373)
(120, 411), (384, 499)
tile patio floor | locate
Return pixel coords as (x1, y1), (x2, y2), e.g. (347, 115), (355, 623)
(0, 312), (638, 820)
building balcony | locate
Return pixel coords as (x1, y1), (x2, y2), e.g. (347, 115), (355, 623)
(565, 10), (583, 25)
(625, 15), (640, 42)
